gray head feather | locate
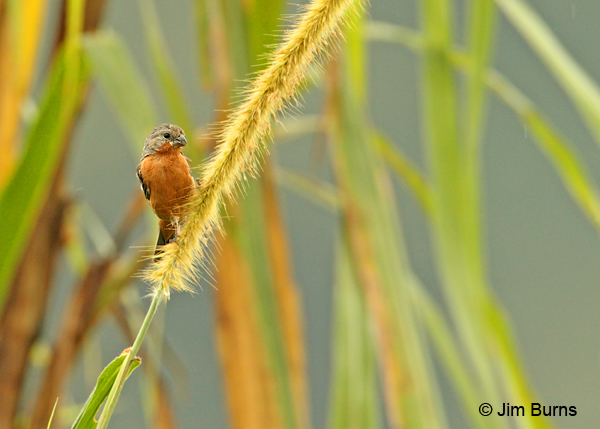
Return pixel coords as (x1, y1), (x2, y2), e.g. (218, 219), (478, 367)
(140, 124), (187, 160)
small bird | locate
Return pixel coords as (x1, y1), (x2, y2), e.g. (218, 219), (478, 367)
(136, 124), (196, 252)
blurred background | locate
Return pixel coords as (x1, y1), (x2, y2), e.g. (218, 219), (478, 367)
(1, 0), (600, 428)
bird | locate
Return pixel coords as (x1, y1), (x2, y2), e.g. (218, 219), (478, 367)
(136, 124), (196, 253)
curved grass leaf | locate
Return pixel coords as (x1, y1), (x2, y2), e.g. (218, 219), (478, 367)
(420, 3), (553, 427)
(374, 134), (432, 213)
(72, 351), (141, 429)
(275, 168), (340, 212)
(365, 21), (423, 50)
(487, 71), (600, 231)
(368, 20), (584, 428)
(496, 0), (600, 146)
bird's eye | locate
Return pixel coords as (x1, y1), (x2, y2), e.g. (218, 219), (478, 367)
(163, 133), (171, 139)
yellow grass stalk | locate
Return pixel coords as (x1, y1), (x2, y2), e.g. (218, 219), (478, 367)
(0, 0), (47, 185)
(215, 234), (282, 428)
(263, 172), (310, 428)
(143, 0), (364, 295)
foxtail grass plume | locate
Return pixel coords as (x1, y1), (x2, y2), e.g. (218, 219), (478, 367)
(143, 0), (364, 296)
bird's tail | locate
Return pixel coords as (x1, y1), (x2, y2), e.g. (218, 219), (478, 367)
(154, 219), (178, 258)
(154, 229), (168, 258)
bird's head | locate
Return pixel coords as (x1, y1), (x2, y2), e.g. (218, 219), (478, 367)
(142, 124), (188, 157)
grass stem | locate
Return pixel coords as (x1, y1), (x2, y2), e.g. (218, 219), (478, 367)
(96, 291), (161, 429)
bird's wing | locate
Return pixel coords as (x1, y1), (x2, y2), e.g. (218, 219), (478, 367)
(136, 164), (151, 201)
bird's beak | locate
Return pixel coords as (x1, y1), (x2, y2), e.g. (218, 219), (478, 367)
(172, 135), (188, 148)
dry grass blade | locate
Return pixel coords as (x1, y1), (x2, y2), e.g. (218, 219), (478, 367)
(216, 233), (282, 428)
(341, 201), (403, 429)
(143, 0), (365, 295)
(263, 172), (310, 428)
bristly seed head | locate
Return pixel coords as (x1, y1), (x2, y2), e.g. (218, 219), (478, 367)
(142, 0), (364, 296)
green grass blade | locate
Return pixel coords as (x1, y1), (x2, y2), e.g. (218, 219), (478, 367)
(495, 0), (600, 146)
(487, 71), (600, 232)
(465, 0), (496, 150)
(421, 0), (508, 418)
(194, 0), (211, 87)
(275, 168), (340, 212)
(408, 274), (488, 427)
(374, 133), (433, 213)
(138, 0), (194, 135)
(486, 302), (553, 429)
(221, 0), (249, 79)
(367, 20), (572, 427)
(246, 0), (285, 67)
(47, 399), (59, 429)
(0, 47), (87, 311)
(335, 102), (448, 429)
(419, 9), (551, 426)
(71, 352), (141, 429)
(82, 31), (157, 148)
(365, 20), (424, 51)
(463, 1), (496, 279)
(328, 242), (380, 429)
